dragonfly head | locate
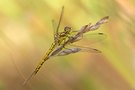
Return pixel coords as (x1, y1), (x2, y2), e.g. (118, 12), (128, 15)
(64, 26), (72, 34)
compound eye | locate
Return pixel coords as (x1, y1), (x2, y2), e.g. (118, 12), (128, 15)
(64, 26), (72, 31)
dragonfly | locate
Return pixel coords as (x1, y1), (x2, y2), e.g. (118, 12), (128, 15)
(23, 6), (109, 85)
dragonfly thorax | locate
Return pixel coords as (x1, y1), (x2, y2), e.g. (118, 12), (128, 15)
(54, 26), (72, 45)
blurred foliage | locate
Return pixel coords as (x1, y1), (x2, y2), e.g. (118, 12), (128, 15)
(0, 0), (135, 90)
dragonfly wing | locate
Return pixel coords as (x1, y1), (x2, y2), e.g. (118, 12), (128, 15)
(79, 47), (101, 53)
(69, 44), (102, 53)
(56, 6), (64, 35)
(52, 6), (64, 42)
(71, 32), (107, 44)
(52, 20), (57, 40)
(57, 32), (105, 56)
(57, 48), (81, 56)
(57, 46), (101, 56)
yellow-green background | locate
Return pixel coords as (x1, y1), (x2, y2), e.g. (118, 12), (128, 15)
(0, 0), (135, 90)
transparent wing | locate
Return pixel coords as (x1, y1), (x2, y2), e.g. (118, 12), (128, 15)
(70, 45), (101, 53)
(57, 48), (81, 56)
(52, 20), (57, 40)
(57, 45), (101, 56)
(52, 6), (64, 41)
(70, 32), (107, 45)
(56, 6), (64, 35)
(55, 32), (106, 56)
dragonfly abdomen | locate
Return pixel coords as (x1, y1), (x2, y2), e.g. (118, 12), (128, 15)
(34, 43), (57, 74)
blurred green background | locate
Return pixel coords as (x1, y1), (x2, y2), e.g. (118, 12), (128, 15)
(0, 0), (135, 90)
